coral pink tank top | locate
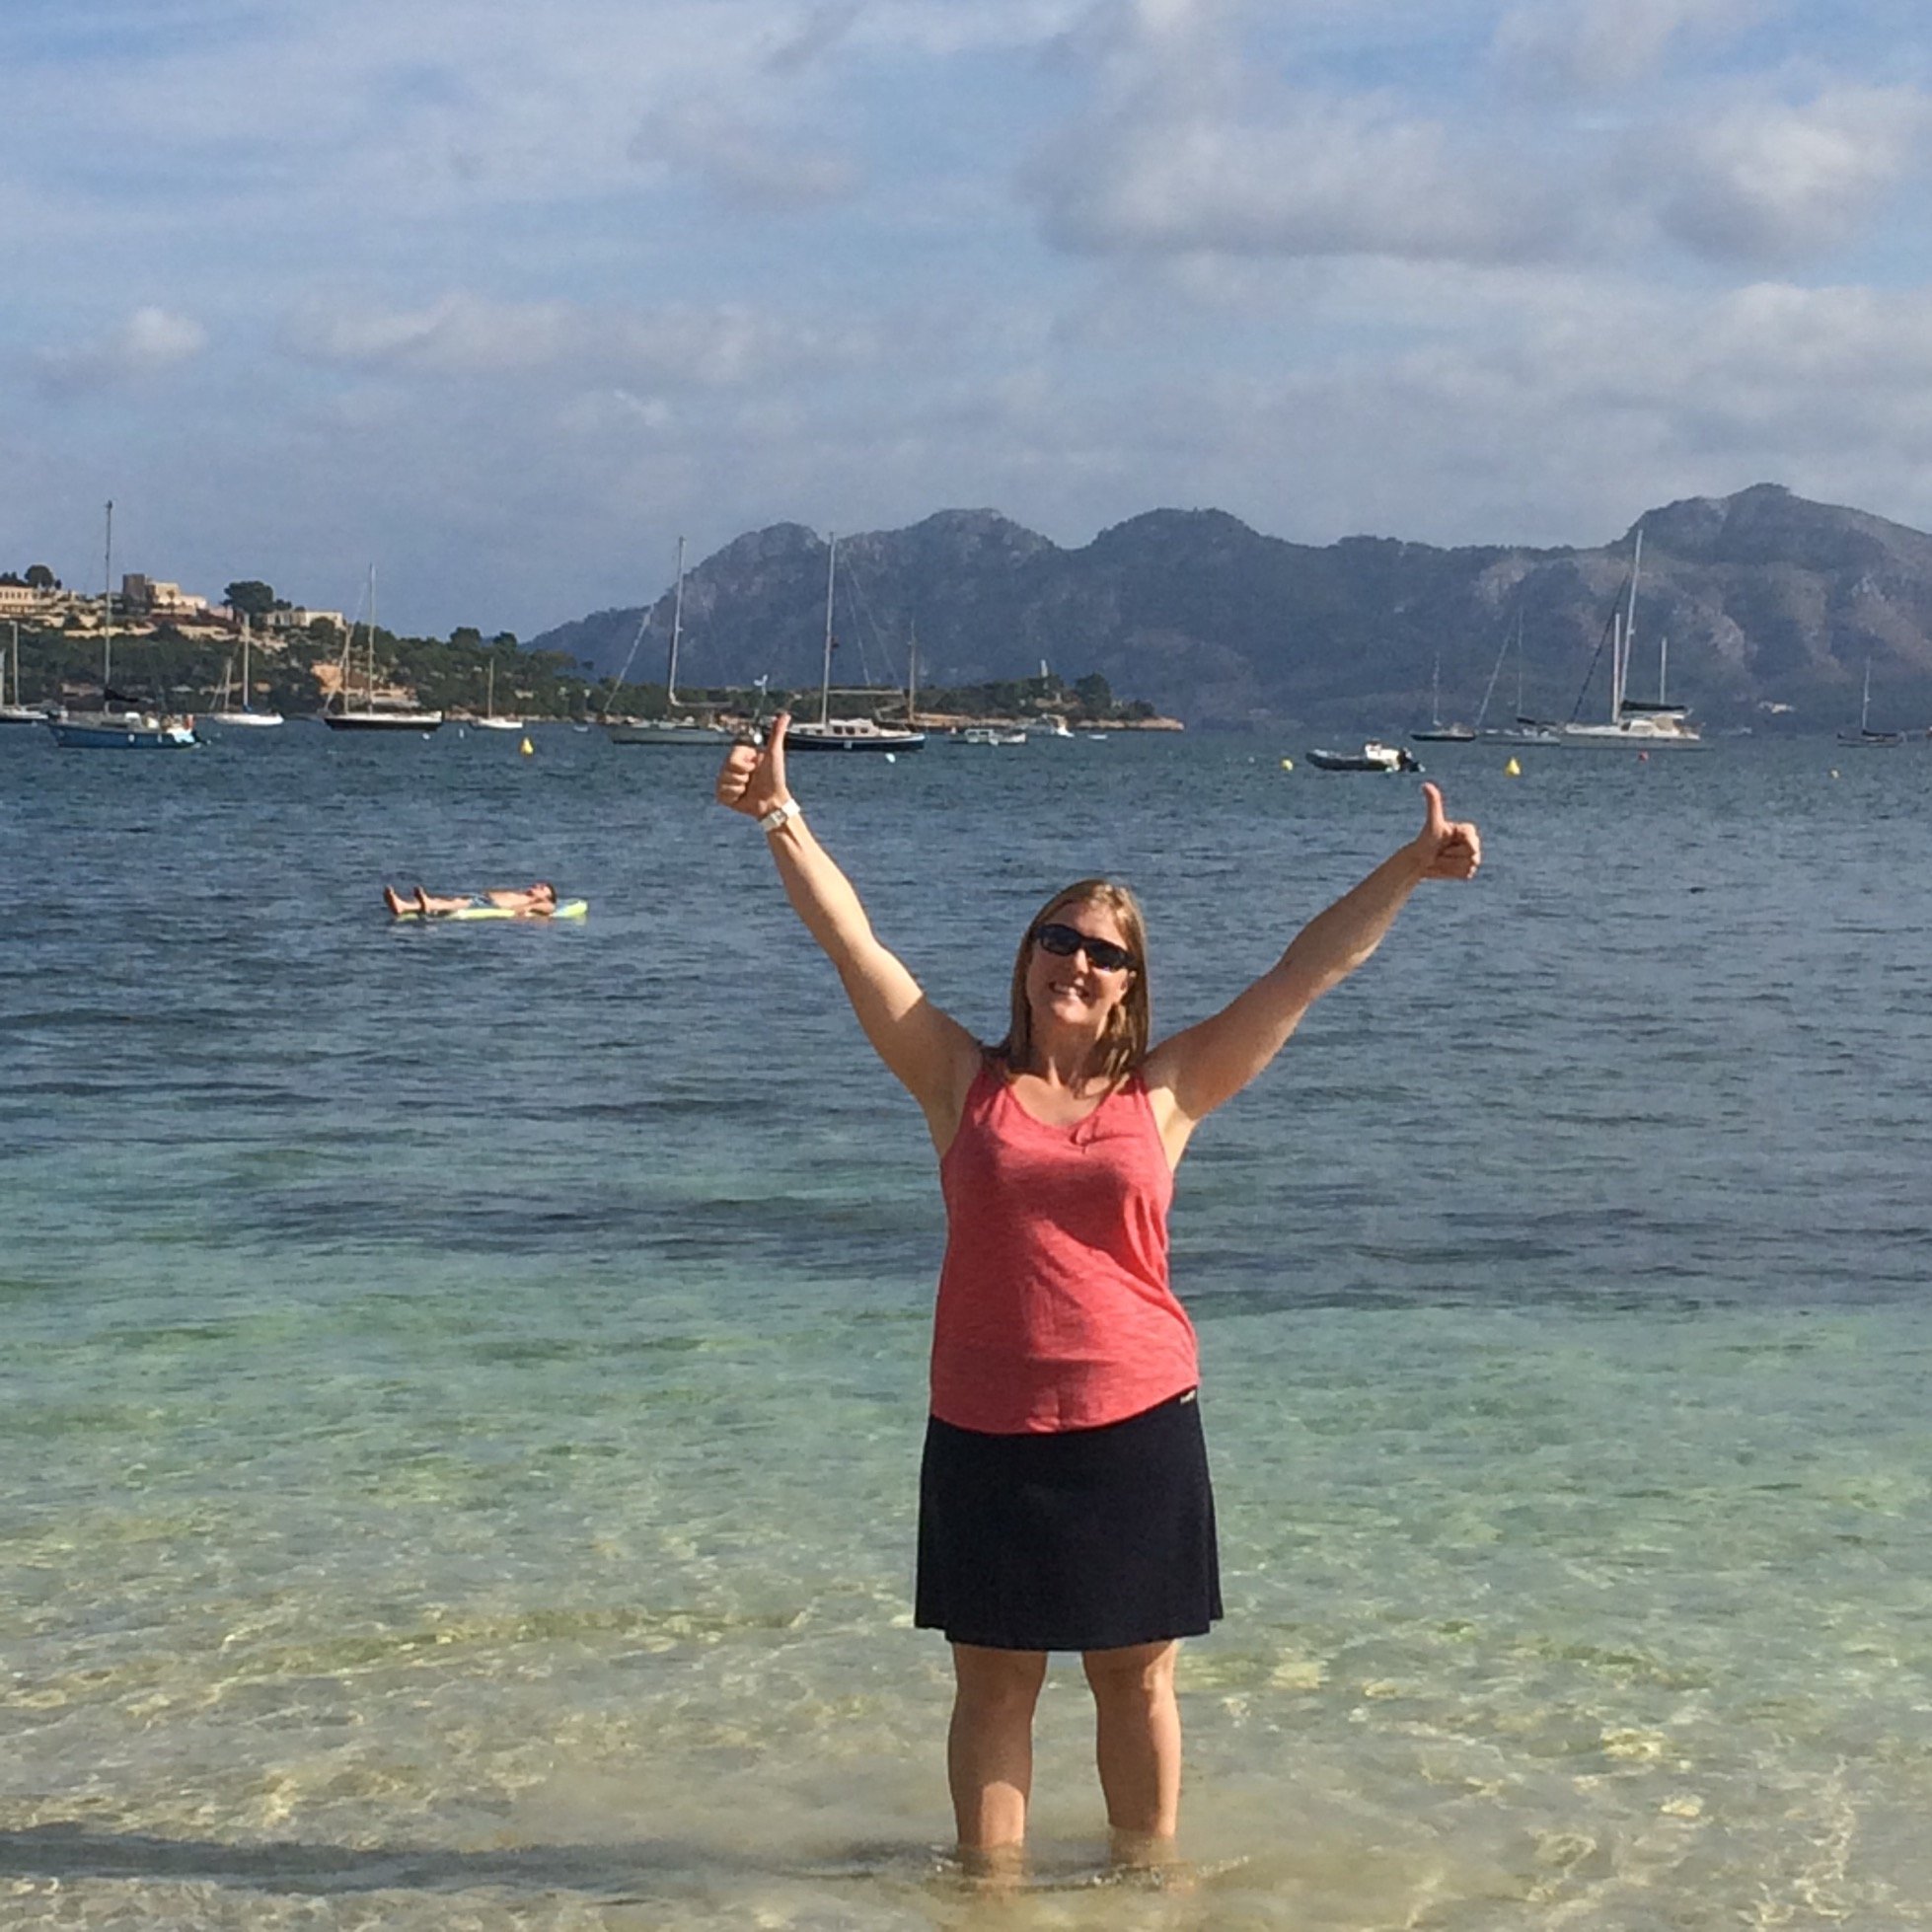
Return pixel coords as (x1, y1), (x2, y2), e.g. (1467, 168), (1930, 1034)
(929, 1062), (1199, 1435)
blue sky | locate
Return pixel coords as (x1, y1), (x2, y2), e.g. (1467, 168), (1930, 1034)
(6, 0), (1931, 638)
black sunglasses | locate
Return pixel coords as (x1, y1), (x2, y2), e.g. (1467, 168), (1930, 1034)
(1033, 922), (1135, 974)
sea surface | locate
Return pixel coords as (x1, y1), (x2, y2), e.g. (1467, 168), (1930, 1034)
(3, 721), (1930, 1929)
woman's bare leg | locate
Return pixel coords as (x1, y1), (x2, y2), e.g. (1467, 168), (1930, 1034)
(1081, 1639), (1183, 1850)
(948, 1643), (1048, 1859)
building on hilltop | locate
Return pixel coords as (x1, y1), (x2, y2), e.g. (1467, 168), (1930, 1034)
(260, 605), (345, 636)
(0, 581), (91, 622)
(121, 575), (212, 620)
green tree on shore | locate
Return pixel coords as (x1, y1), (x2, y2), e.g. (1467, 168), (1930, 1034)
(224, 581), (279, 620)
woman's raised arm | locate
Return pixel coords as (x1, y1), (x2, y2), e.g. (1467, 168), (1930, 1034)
(716, 714), (983, 1147)
(1142, 782), (1480, 1163)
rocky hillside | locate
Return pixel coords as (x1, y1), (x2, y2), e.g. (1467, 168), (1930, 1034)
(532, 485), (1932, 731)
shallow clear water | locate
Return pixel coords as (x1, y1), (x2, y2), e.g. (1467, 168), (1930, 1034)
(4, 724), (1931, 1927)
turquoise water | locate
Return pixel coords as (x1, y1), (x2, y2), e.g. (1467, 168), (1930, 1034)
(4, 725), (1931, 1927)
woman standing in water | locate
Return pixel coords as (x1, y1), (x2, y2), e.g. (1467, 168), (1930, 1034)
(715, 716), (1480, 1866)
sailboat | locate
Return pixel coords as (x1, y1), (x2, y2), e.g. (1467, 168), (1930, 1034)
(322, 567), (443, 731)
(46, 502), (198, 749)
(1471, 610), (1562, 745)
(1836, 658), (1903, 747)
(606, 537), (734, 746)
(473, 655), (524, 731)
(204, 615), (283, 727)
(1553, 529), (1705, 748)
(785, 534), (926, 753)
(1411, 648), (1475, 742)
(1, 621), (44, 723)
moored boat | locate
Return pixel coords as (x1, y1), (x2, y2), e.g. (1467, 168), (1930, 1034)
(1554, 529), (1706, 749)
(1412, 650), (1475, 742)
(46, 504), (199, 748)
(1305, 740), (1420, 773)
(603, 537), (736, 747)
(784, 535), (926, 753)
(322, 567), (443, 732)
(1835, 659), (1903, 747)
(49, 708), (198, 750)
(1, 622), (45, 723)
(203, 621), (283, 727)
(472, 658), (524, 731)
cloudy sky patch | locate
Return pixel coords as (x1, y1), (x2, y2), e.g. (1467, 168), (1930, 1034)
(4, 0), (1931, 637)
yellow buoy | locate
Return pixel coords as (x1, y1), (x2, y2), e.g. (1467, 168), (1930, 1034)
(1504, 756), (1522, 777)
(1280, 757), (1294, 771)
(519, 736), (534, 756)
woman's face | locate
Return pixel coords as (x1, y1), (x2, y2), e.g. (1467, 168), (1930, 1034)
(1023, 901), (1137, 1037)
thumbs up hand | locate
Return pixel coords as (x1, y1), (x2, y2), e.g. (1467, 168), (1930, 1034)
(715, 711), (793, 820)
(1411, 780), (1481, 880)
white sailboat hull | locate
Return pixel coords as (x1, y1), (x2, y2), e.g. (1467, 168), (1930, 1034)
(787, 719), (926, 752)
(1553, 718), (1706, 748)
(605, 718), (734, 745)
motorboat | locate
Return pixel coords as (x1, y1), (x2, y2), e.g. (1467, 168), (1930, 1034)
(49, 706), (197, 749)
(1305, 740), (1421, 773)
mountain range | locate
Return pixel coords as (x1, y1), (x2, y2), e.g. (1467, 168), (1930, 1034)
(530, 483), (1932, 731)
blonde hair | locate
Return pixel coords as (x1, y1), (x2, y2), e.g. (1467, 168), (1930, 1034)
(995, 878), (1151, 1086)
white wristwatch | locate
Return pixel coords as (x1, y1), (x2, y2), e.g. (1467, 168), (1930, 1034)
(758, 800), (801, 834)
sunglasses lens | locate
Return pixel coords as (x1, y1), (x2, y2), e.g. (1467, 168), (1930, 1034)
(1035, 924), (1131, 972)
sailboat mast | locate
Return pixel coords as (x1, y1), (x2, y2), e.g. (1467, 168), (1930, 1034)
(240, 614), (251, 710)
(102, 499), (114, 693)
(666, 535), (686, 706)
(1618, 528), (1642, 720)
(1473, 615), (1510, 730)
(819, 533), (837, 727)
(367, 564), (377, 708)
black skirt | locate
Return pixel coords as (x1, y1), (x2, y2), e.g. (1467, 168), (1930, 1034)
(915, 1388), (1222, 1653)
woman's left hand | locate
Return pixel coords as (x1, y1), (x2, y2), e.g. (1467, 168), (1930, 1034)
(1411, 781), (1481, 880)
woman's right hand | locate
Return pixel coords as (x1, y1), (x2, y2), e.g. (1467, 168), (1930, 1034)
(715, 710), (792, 819)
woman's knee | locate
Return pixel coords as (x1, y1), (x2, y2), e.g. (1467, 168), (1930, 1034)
(952, 1643), (1048, 1714)
(1081, 1639), (1179, 1699)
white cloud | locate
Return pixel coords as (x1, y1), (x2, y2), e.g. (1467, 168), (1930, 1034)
(11, 0), (1932, 643)
(1493, 0), (1767, 94)
(1023, 0), (1568, 262)
(1629, 84), (1932, 265)
(34, 307), (208, 390)
(1029, 89), (1562, 262)
(283, 290), (885, 389)
(284, 293), (576, 373)
(1181, 271), (1932, 550)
